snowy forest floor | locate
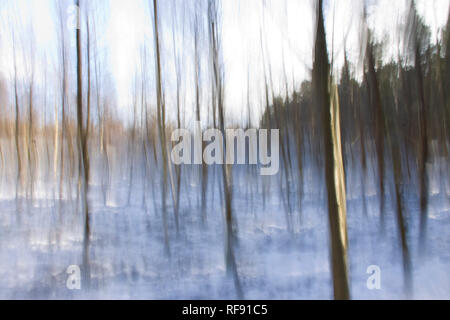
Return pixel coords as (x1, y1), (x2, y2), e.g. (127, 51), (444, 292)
(0, 153), (449, 299)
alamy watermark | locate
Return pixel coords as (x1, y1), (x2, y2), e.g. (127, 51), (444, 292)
(366, 265), (381, 290)
(66, 265), (81, 290)
(170, 122), (280, 176)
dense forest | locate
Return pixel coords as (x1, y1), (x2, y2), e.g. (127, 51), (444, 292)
(0, 0), (449, 299)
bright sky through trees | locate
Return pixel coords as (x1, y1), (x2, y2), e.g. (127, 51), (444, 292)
(0, 0), (448, 125)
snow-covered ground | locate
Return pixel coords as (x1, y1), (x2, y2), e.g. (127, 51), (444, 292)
(0, 140), (449, 300)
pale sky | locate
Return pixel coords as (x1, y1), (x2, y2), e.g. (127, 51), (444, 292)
(0, 0), (448, 127)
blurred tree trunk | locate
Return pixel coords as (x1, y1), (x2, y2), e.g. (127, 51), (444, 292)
(153, 0), (170, 255)
(12, 31), (21, 200)
(26, 45), (35, 201)
(313, 0), (350, 300)
(75, 0), (91, 287)
(366, 38), (386, 226)
(209, 0), (242, 299)
(408, 1), (429, 248)
(171, 10), (183, 231)
(58, 2), (67, 200)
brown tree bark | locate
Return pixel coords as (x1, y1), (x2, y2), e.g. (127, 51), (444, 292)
(313, 0), (350, 300)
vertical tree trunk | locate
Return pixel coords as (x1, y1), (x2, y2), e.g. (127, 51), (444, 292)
(209, 0), (242, 298)
(412, 25), (429, 250)
(27, 70), (34, 200)
(153, 0), (170, 255)
(366, 40), (386, 226)
(12, 32), (22, 201)
(313, 0), (350, 300)
(58, 1), (67, 201)
(75, 0), (91, 287)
